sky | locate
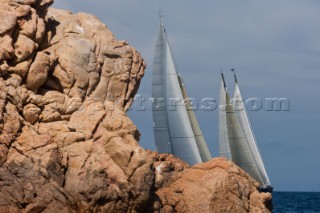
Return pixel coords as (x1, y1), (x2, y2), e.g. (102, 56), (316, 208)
(53, 0), (320, 192)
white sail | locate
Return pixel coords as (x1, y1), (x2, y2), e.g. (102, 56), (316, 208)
(152, 21), (209, 165)
(218, 75), (232, 160)
(226, 91), (263, 186)
(233, 82), (271, 187)
(219, 73), (271, 188)
(152, 22), (172, 154)
(179, 75), (212, 162)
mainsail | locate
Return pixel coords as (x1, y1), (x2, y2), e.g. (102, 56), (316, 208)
(219, 72), (271, 189)
(152, 19), (212, 165)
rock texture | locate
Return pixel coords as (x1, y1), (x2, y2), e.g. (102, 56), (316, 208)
(0, 0), (271, 212)
(149, 152), (272, 213)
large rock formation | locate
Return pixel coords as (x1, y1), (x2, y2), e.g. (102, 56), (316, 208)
(0, 0), (271, 212)
(149, 152), (272, 212)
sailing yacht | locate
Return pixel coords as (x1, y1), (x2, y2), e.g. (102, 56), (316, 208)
(219, 71), (273, 193)
(152, 18), (212, 166)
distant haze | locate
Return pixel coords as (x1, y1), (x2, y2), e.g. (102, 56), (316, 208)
(53, 0), (320, 192)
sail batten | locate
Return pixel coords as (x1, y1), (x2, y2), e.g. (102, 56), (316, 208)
(152, 21), (211, 165)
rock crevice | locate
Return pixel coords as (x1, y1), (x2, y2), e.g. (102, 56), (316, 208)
(0, 1), (271, 212)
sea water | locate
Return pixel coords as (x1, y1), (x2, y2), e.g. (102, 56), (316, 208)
(272, 192), (320, 213)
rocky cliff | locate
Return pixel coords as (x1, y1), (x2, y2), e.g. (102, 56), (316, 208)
(0, 0), (271, 212)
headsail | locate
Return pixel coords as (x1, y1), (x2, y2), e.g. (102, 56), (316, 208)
(232, 72), (271, 187)
(179, 76), (212, 162)
(152, 19), (211, 165)
(218, 73), (232, 160)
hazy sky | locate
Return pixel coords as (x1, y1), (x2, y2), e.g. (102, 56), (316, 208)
(53, 0), (320, 192)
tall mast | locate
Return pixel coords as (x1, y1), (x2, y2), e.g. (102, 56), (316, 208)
(221, 72), (227, 89)
(231, 68), (238, 84)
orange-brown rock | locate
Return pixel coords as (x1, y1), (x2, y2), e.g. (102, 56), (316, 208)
(0, 0), (271, 212)
(150, 153), (272, 213)
(0, 0), (150, 212)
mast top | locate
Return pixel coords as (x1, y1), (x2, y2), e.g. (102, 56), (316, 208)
(231, 68), (238, 84)
(221, 71), (227, 89)
(159, 8), (164, 27)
